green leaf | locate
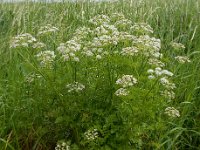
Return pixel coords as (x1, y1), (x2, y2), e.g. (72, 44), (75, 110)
(55, 116), (64, 124)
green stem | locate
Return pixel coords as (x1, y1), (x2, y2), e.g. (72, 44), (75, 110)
(74, 62), (77, 82)
(144, 78), (159, 99)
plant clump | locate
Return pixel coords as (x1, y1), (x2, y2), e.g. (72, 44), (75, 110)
(8, 13), (190, 149)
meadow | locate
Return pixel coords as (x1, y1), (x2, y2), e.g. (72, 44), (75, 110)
(0, 0), (200, 149)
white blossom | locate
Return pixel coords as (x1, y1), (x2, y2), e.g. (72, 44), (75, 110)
(110, 13), (125, 22)
(38, 24), (59, 35)
(10, 33), (36, 48)
(165, 107), (180, 118)
(148, 75), (155, 79)
(66, 82), (85, 93)
(121, 47), (139, 56)
(161, 90), (175, 100)
(89, 14), (110, 26)
(115, 88), (130, 96)
(116, 75), (137, 88)
(147, 69), (154, 74)
(84, 129), (98, 141)
(148, 58), (165, 67)
(175, 56), (191, 64)
(171, 42), (185, 50)
(161, 70), (174, 77)
(96, 55), (102, 60)
(160, 77), (176, 89)
(55, 142), (70, 150)
(36, 50), (56, 68)
(25, 73), (42, 83)
(134, 35), (161, 58)
(32, 42), (46, 49)
(131, 23), (153, 34)
(115, 19), (132, 29)
(149, 68), (173, 77)
(57, 40), (81, 62)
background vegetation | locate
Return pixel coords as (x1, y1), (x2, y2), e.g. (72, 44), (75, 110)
(0, 0), (200, 149)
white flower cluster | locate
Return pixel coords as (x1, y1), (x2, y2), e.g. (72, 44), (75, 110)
(121, 46), (139, 56)
(72, 26), (92, 43)
(66, 82), (85, 93)
(38, 24), (59, 35)
(115, 88), (130, 96)
(84, 129), (98, 141)
(90, 34), (117, 47)
(132, 25), (177, 102)
(147, 67), (176, 100)
(131, 23), (153, 35)
(10, 33), (37, 48)
(134, 35), (162, 58)
(165, 107), (180, 118)
(88, 23), (120, 48)
(36, 50), (56, 68)
(115, 75), (137, 96)
(170, 42), (185, 50)
(94, 24), (118, 36)
(58, 24), (115, 61)
(118, 31), (136, 42)
(175, 56), (191, 64)
(147, 67), (173, 79)
(55, 142), (70, 150)
(57, 40), (81, 62)
(57, 13), (148, 62)
(110, 13), (125, 22)
(89, 14), (110, 26)
(148, 58), (165, 67)
(73, 16), (117, 60)
(160, 90), (175, 100)
(116, 75), (138, 88)
(82, 47), (108, 60)
(115, 19), (132, 29)
(82, 14), (135, 59)
(160, 77), (176, 89)
(32, 42), (46, 49)
(10, 32), (56, 69)
(25, 73), (42, 83)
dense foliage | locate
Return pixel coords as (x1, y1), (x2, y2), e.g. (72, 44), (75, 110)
(0, 0), (200, 149)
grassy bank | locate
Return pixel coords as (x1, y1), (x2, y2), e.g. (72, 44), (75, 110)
(0, 0), (200, 149)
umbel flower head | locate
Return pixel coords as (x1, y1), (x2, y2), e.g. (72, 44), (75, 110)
(175, 56), (191, 64)
(84, 128), (98, 141)
(55, 142), (70, 150)
(10, 33), (37, 48)
(32, 42), (46, 49)
(116, 75), (137, 88)
(170, 42), (185, 50)
(38, 24), (59, 35)
(115, 88), (130, 96)
(66, 82), (85, 93)
(25, 73), (42, 83)
(161, 90), (175, 100)
(89, 14), (110, 26)
(121, 46), (139, 56)
(165, 107), (180, 118)
(36, 50), (56, 68)
(147, 68), (174, 79)
(57, 40), (81, 62)
(110, 13), (125, 22)
(131, 23), (154, 35)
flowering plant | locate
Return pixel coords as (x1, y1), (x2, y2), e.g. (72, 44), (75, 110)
(9, 13), (186, 149)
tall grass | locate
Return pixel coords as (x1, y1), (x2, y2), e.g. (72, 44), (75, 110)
(0, 0), (200, 149)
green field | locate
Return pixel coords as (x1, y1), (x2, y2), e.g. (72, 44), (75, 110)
(0, 0), (200, 149)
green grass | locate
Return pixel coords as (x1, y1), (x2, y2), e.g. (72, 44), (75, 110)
(0, 0), (200, 149)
